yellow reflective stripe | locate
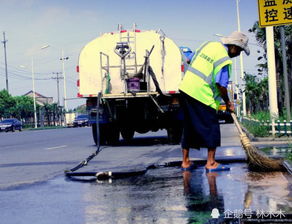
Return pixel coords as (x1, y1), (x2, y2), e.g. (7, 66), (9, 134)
(187, 66), (213, 84)
(180, 41), (230, 111)
(187, 42), (214, 84)
(214, 56), (230, 68)
(190, 41), (210, 64)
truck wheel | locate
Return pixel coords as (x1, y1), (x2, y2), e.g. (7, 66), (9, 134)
(106, 125), (120, 145)
(121, 129), (135, 142)
(92, 123), (106, 145)
(167, 127), (182, 145)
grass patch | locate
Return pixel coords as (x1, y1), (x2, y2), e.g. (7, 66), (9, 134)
(242, 119), (270, 137)
(24, 126), (65, 131)
(287, 152), (292, 161)
(242, 111), (292, 137)
(242, 111), (270, 137)
(249, 111), (270, 121)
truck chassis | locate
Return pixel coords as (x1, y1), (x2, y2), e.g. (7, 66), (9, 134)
(88, 92), (182, 145)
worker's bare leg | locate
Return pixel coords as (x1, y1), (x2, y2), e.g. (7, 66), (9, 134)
(181, 148), (192, 168)
(205, 148), (219, 169)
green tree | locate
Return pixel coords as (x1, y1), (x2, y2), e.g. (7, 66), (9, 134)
(244, 73), (268, 114)
(249, 22), (292, 116)
(12, 96), (34, 119)
(75, 104), (86, 114)
(43, 103), (54, 126)
(0, 89), (16, 118)
(42, 103), (63, 126)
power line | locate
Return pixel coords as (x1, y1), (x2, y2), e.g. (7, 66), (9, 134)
(0, 66), (51, 80)
(0, 62), (52, 76)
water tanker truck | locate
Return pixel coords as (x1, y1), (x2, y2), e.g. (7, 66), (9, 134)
(77, 26), (186, 145)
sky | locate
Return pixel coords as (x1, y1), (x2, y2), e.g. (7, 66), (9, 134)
(0, 0), (261, 109)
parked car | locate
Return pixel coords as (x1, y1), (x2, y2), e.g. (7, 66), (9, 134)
(0, 118), (22, 132)
(73, 115), (89, 127)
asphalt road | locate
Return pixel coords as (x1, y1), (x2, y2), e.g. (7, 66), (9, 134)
(0, 127), (96, 189)
(2, 125), (292, 224)
(0, 124), (243, 190)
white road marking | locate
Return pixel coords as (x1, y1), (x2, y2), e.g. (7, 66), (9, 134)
(45, 145), (67, 150)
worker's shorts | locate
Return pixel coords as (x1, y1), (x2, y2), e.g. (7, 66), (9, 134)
(180, 91), (220, 149)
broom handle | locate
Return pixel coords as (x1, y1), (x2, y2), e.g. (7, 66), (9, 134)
(231, 112), (244, 136)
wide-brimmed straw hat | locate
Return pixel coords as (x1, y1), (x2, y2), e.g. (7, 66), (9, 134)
(221, 31), (250, 55)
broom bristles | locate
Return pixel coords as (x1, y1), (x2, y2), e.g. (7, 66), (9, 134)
(240, 134), (285, 171)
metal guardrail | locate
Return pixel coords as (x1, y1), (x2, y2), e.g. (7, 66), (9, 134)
(242, 117), (292, 136)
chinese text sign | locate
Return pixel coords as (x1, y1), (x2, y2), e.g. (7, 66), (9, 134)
(258, 0), (292, 27)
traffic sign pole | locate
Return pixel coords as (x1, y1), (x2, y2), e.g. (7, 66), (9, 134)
(266, 26), (279, 136)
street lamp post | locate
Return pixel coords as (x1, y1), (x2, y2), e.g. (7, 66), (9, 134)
(27, 45), (50, 128)
(236, 0), (247, 117)
(31, 57), (38, 129)
(60, 49), (69, 126)
(38, 45), (69, 126)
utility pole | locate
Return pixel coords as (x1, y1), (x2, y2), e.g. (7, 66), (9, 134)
(52, 72), (63, 106)
(2, 32), (9, 93)
(31, 57), (38, 129)
(266, 26), (279, 136)
(236, 0), (246, 116)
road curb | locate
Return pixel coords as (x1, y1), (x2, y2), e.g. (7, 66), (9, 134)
(283, 160), (292, 175)
(241, 123), (292, 144)
(252, 137), (292, 142)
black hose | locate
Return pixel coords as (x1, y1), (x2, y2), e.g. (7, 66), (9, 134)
(64, 92), (103, 174)
(95, 92), (101, 152)
(65, 156), (247, 182)
(65, 169), (147, 180)
(148, 66), (163, 95)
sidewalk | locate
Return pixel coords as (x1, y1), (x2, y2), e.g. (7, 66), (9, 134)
(75, 123), (292, 176)
(77, 124), (247, 174)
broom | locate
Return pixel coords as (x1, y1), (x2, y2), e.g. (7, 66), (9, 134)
(230, 113), (285, 171)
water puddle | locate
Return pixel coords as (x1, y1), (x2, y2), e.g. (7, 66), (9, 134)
(1, 163), (291, 224)
(260, 146), (292, 159)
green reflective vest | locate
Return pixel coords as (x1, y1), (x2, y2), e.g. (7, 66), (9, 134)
(179, 41), (232, 110)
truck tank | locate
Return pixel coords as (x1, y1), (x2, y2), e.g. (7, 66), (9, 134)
(77, 27), (184, 145)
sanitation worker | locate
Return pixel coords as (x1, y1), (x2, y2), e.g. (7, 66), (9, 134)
(179, 31), (250, 172)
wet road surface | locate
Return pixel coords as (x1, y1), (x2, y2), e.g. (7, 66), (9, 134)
(1, 163), (291, 224)
(1, 125), (291, 223)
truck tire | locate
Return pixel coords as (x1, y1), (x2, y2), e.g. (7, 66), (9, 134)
(121, 128), (135, 142)
(167, 127), (182, 145)
(106, 125), (120, 145)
